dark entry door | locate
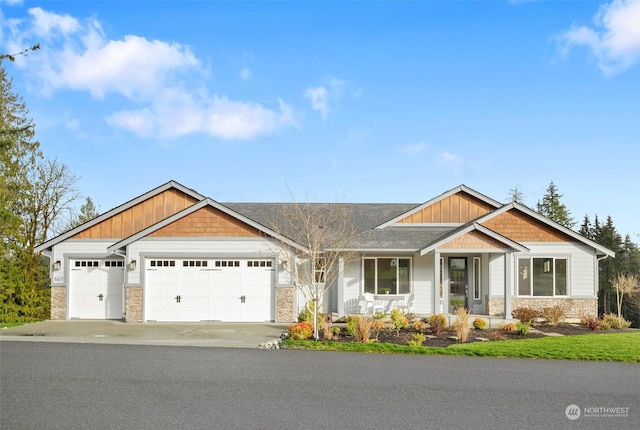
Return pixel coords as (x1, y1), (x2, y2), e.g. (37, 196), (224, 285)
(448, 257), (467, 313)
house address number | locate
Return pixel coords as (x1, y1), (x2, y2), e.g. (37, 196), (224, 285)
(53, 276), (64, 283)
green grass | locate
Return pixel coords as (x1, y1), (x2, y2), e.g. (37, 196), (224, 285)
(284, 332), (640, 362)
(0, 322), (28, 329)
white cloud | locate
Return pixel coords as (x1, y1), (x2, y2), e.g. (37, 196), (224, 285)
(304, 76), (347, 120)
(304, 86), (330, 119)
(3, 7), (296, 140)
(400, 143), (427, 156)
(106, 93), (297, 140)
(557, 0), (640, 75)
(240, 67), (251, 81)
(437, 151), (467, 177)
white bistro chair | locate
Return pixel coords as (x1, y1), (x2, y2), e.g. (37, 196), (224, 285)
(397, 293), (415, 314)
(362, 293), (384, 316)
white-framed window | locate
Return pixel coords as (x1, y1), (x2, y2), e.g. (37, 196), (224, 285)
(518, 257), (567, 297)
(473, 257), (481, 300)
(363, 257), (411, 295)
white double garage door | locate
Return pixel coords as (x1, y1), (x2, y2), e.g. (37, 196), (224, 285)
(145, 258), (275, 322)
(68, 258), (274, 322)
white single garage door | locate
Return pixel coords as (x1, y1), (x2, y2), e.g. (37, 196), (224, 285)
(145, 258), (274, 322)
(69, 259), (124, 319)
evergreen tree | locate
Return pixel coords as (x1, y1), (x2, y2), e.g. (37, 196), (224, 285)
(67, 196), (100, 230)
(578, 215), (593, 240)
(507, 186), (525, 204)
(1, 53), (80, 322)
(536, 181), (575, 228)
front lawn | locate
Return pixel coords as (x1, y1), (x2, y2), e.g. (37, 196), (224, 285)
(284, 332), (640, 362)
(0, 322), (28, 329)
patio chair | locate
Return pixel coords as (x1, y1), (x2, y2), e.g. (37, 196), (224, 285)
(362, 293), (384, 316)
(397, 293), (415, 314)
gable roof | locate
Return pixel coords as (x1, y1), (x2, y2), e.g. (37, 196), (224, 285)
(106, 198), (308, 253)
(475, 202), (615, 257)
(375, 184), (503, 229)
(419, 222), (530, 255)
(35, 180), (205, 253)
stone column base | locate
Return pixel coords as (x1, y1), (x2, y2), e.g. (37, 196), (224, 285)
(275, 286), (295, 323)
(50, 286), (67, 320)
(486, 297), (597, 319)
(125, 287), (143, 323)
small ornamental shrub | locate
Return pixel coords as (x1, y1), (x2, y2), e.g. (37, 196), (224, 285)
(297, 306), (313, 323)
(541, 306), (565, 326)
(512, 307), (540, 324)
(412, 319), (427, 332)
(498, 322), (518, 332)
(407, 333), (427, 347)
(581, 315), (601, 331)
(452, 307), (471, 342)
(427, 313), (447, 335)
(333, 326), (341, 336)
(374, 311), (386, 319)
(288, 321), (313, 340)
(390, 308), (409, 335)
(600, 313), (632, 330)
(485, 330), (507, 341)
(321, 317), (334, 340)
(346, 315), (360, 337)
(370, 318), (388, 341)
(354, 317), (373, 343)
(516, 321), (531, 335)
(472, 318), (487, 330)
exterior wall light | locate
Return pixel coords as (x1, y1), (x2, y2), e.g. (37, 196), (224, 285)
(129, 260), (137, 270)
(53, 260), (61, 271)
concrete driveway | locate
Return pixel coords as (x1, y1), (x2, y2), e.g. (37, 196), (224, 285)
(0, 320), (290, 348)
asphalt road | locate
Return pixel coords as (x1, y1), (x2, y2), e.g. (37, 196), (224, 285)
(1, 342), (638, 430)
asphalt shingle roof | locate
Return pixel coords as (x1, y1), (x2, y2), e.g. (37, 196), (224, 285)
(223, 202), (457, 251)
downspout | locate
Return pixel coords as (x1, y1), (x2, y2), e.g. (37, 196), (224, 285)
(114, 249), (127, 317)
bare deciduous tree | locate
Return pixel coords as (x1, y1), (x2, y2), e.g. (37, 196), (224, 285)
(269, 199), (360, 339)
(612, 273), (639, 319)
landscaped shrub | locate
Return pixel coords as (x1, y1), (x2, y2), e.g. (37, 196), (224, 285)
(512, 307), (540, 324)
(321, 316), (334, 340)
(516, 321), (531, 335)
(498, 322), (517, 332)
(374, 311), (386, 319)
(407, 333), (427, 347)
(354, 317), (373, 343)
(390, 308), (409, 335)
(541, 306), (565, 326)
(600, 313), (632, 330)
(297, 302), (314, 322)
(485, 330), (507, 340)
(288, 321), (313, 340)
(412, 319), (427, 332)
(370, 318), (388, 341)
(472, 317), (487, 330)
(580, 315), (601, 331)
(346, 315), (360, 337)
(452, 307), (471, 342)
(333, 326), (341, 337)
(427, 313), (447, 335)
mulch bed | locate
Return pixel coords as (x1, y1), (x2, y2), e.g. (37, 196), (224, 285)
(324, 322), (629, 348)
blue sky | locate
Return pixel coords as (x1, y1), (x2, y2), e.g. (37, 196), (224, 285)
(1, 0), (639, 239)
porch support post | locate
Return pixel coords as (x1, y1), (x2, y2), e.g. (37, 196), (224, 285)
(433, 251), (440, 315)
(504, 252), (513, 319)
(337, 256), (345, 318)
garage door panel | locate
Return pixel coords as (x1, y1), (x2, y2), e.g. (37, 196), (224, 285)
(69, 260), (124, 320)
(145, 259), (273, 322)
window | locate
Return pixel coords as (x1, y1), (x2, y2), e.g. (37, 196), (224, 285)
(363, 258), (411, 295)
(518, 257), (567, 296)
(473, 257), (481, 300)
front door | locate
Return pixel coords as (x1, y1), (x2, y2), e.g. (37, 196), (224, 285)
(448, 257), (467, 313)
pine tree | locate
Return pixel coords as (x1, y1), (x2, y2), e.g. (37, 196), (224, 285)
(536, 181), (575, 228)
(507, 186), (525, 204)
(67, 196), (100, 230)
